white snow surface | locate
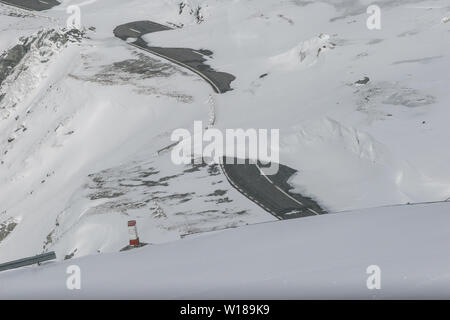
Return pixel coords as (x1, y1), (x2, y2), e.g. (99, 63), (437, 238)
(0, 202), (449, 299)
(0, 0), (449, 297)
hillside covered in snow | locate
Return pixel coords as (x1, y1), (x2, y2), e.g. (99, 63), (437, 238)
(0, 0), (449, 299)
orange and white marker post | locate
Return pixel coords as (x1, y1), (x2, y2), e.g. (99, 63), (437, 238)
(128, 220), (140, 247)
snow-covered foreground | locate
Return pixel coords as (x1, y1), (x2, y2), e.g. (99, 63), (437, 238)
(0, 0), (449, 296)
(0, 202), (449, 299)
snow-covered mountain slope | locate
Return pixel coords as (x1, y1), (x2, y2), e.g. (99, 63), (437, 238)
(0, 0), (449, 267)
(0, 2), (275, 262)
(144, 0), (450, 210)
(1, 201), (449, 299)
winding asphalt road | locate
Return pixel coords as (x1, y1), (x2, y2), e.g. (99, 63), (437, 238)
(222, 159), (325, 219)
(0, 4), (325, 220)
(114, 21), (235, 94)
(0, 0), (60, 11)
(114, 20), (326, 220)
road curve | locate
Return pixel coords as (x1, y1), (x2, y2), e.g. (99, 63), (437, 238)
(0, 0), (60, 11)
(114, 20), (325, 220)
(113, 20), (235, 94)
(221, 158), (325, 219)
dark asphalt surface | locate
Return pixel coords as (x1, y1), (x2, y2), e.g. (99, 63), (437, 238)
(0, 0), (60, 11)
(113, 20), (235, 93)
(222, 159), (325, 219)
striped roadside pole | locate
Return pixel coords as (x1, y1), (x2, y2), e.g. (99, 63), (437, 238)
(128, 220), (140, 247)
